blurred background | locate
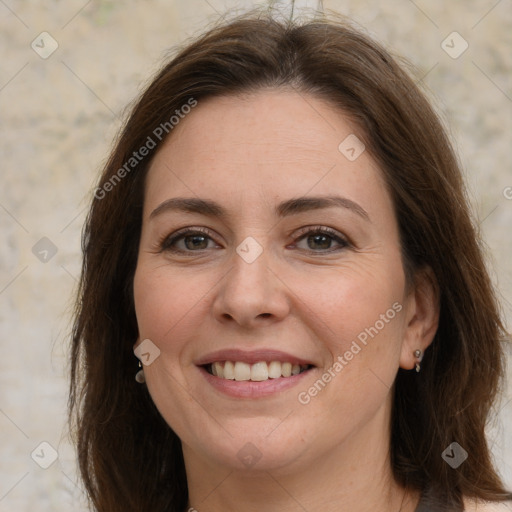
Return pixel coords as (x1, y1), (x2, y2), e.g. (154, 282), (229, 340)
(0, 1), (511, 510)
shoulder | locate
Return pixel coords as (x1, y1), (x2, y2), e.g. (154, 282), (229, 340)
(463, 498), (512, 511)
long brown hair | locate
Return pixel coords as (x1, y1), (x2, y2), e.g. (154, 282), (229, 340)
(69, 9), (511, 511)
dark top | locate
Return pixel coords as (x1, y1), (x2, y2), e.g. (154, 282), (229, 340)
(415, 488), (464, 512)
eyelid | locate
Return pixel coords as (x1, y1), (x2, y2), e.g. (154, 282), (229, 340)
(158, 226), (221, 252)
(293, 224), (346, 239)
(158, 224), (351, 254)
(291, 225), (351, 251)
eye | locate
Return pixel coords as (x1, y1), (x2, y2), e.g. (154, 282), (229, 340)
(158, 225), (350, 254)
(292, 226), (349, 253)
(160, 227), (220, 253)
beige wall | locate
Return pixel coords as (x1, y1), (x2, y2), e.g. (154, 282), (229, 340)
(0, 1), (510, 509)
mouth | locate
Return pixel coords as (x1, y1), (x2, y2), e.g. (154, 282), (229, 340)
(203, 360), (313, 381)
(195, 349), (316, 398)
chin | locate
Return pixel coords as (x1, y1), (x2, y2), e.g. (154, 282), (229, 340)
(185, 421), (314, 474)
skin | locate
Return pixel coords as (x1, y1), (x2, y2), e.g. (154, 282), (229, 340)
(133, 89), (440, 512)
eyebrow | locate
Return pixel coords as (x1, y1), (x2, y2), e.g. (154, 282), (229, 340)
(149, 195), (370, 222)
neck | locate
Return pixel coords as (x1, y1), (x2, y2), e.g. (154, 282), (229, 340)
(183, 399), (420, 512)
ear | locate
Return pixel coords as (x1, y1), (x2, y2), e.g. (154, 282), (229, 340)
(133, 337), (141, 354)
(399, 266), (440, 370)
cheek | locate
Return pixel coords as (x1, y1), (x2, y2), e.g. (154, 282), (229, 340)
(133, 264), (215, 433)
(291, 267), (405, 436)
(133, 264), (211, 347)
(295, 262), (404, 344)
(291, 261), (407, 411)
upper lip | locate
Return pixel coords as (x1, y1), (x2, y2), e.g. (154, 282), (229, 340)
(195, 349), (316, 367)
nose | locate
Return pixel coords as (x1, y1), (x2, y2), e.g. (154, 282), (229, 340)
(211, 247), (290, 329)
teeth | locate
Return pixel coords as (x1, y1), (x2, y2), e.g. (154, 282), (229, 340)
(250, 362), (268, 381)
(212, 361), (224, 378)
(268, 361), (282, 379)
(281, 362), (292, 377)
(208, 361), (310, 381)
(223, 361), (235, 380)
(234, 362), (251, 381)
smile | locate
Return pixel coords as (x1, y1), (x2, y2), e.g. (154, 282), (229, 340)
(206, 361), (312, 381)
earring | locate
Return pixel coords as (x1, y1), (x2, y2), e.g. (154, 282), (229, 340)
(135, 361), (145, 383)
(413, 349), (423, 372)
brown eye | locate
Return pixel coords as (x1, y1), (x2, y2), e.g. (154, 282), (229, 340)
(182, 234), (209, 250)
(294, 227), (349, 253)
(160, 228), (220, 253)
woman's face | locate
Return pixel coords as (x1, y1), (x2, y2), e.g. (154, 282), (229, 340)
(133, 89), (422, 473)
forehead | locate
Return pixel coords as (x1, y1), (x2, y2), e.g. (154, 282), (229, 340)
(144, 89), (390, 221)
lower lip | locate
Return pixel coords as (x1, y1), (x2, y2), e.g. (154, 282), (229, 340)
(198, 366), (314, 398)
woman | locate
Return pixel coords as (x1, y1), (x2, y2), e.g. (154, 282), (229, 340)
(69, 9), (512, 512)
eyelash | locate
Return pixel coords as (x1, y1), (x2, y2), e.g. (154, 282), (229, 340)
(158, 225), (350, 254)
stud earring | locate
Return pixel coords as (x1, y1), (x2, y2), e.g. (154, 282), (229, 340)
(413, 349), (423, 372)
(135, 361), (145, 383)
